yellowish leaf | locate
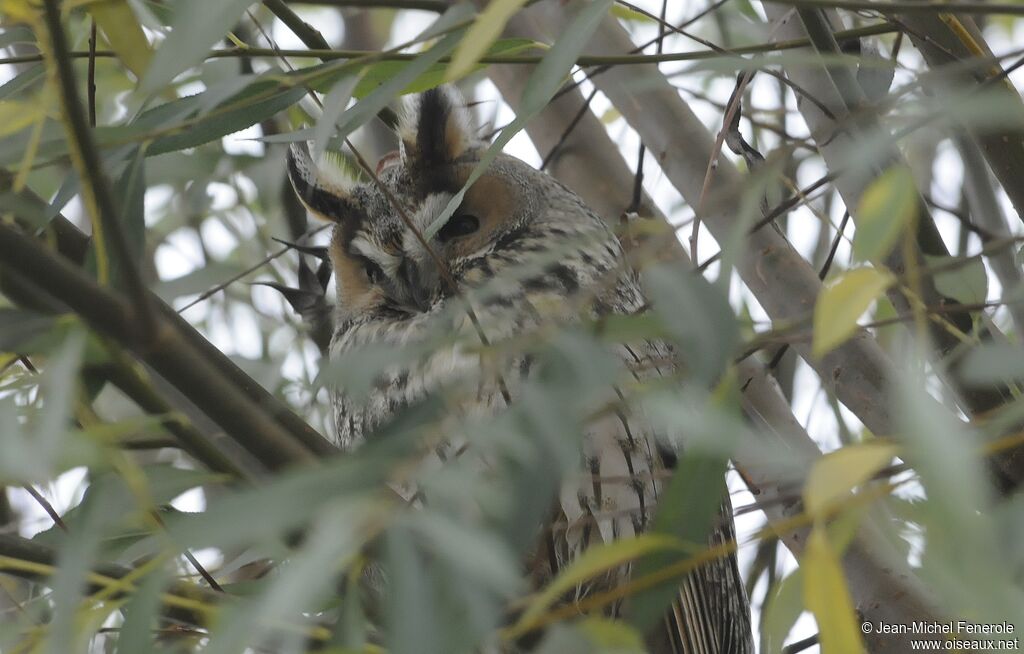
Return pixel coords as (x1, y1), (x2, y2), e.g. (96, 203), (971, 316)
(577, 617), (646, 650)
(0, 99), (39, 138)
(514, 533), (684, 630)
(87, 0), (153, 79)
(446, 0), (530, 81)
(804, 442), (898, 518)
(852, 165), (918, 262)
(0, 0), (35, 22)
(611, 5), (654, 22)
(803, 528), (866, 654)
(813, 267), (894, 358)
(599, 106), (621, 124)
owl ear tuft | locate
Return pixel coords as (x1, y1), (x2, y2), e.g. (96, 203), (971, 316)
(286, 143), (360, 223)
(400, 85), (474, 165)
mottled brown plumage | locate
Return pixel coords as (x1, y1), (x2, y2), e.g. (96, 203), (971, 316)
(285, 86), (753, 652)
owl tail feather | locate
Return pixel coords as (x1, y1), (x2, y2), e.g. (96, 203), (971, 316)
(648, 497), (755, 654)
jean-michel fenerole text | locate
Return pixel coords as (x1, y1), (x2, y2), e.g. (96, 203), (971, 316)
(870, 621), (1016, 635)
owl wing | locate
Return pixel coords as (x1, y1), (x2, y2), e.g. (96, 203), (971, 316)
(553, 335), (754, 654)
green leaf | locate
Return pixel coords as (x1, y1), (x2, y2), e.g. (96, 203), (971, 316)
(0, 98), (39, 138)
(312, 75), (359, 162)
(610, 4), (654, 22)
(733, 0), (762, 21)
(148, 85), (306, 156)
(204, 506), (373, 654)
(813, 267), (894, 358)
(924, 254), (989, 305)
(32, 465), (228, 551)
(896, 375), (1011, 619)
(762, 567), (805, 653)
(642, 263), (738, 384)
(0, 185), (57, 228)
(0, 65), (44, 102)
(118, 569), (170, 653)
(852, 165), (918, 262)
(577, 618), (646, 652)
(410, 511), (521, 594)
(0, 24), (34, 50)
(803, 442), (898, 517)
(141, 0), (257, 94)
(88, 0), (153, 79)
(385, 524), (442, 654)
(802, 527), (865, 654)
(960, 342), (1024, 387)
(516, 533), (685, 630)
(628, 450), (728, 632)
(0, 308), (56, 353)
(447, 0), (530, 81)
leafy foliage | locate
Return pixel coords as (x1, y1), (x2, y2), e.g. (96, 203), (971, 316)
(1, 1), (1024, 653)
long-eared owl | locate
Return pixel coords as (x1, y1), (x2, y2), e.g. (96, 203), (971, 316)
(285, 86), (753, 653)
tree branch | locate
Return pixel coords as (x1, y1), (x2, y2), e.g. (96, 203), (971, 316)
(892, 12), (1024, 228)
(39, 0), (154, 338)
(0, 221), (317, 471)
(529, 1), (899, 451)
(0, 24), (900, 67)
(760, 3), (1022, 488)
(483, 10), (941, 645)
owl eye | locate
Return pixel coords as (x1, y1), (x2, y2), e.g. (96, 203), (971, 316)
(363, 260), (385, 285)
(437, 213), (480, 242)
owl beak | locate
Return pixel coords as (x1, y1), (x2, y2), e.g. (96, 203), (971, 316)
(397, 259), (436, 312)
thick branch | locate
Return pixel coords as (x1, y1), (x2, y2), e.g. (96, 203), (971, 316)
(483, 16), (941, 645)
(40, 210), (334, 459)
(264, 0), (332, 51)
(527, 2), (899, 449)
(0, 261), (250, 479)
(892, 12), (1024, 228)
(956, 135), (1024, 332)
(39, 0), (152, 334)
(760, 4), (1022, 487)
(0, 221), (317, 471)
(767, 0), (1024, 16)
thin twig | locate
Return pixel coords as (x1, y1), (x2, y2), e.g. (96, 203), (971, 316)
(695, 69), (755, 260)
(767, 210), (851, 370)
(696, 170), (839, 272)
(87, 20), (97, 128)
(766, 0), (1024, 15)
(0, 24), (900, 67)
(616, 0), (837, 119)
(539, 87), (598, 171)
(150, 510), (224, 593)
(177, 224), (329, 314)
(782, 633), (820, 653)
(288, 0), (448, 9)
(21, 485), (68, 532)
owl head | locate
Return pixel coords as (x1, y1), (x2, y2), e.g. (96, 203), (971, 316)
(287, 86), (618, 321)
